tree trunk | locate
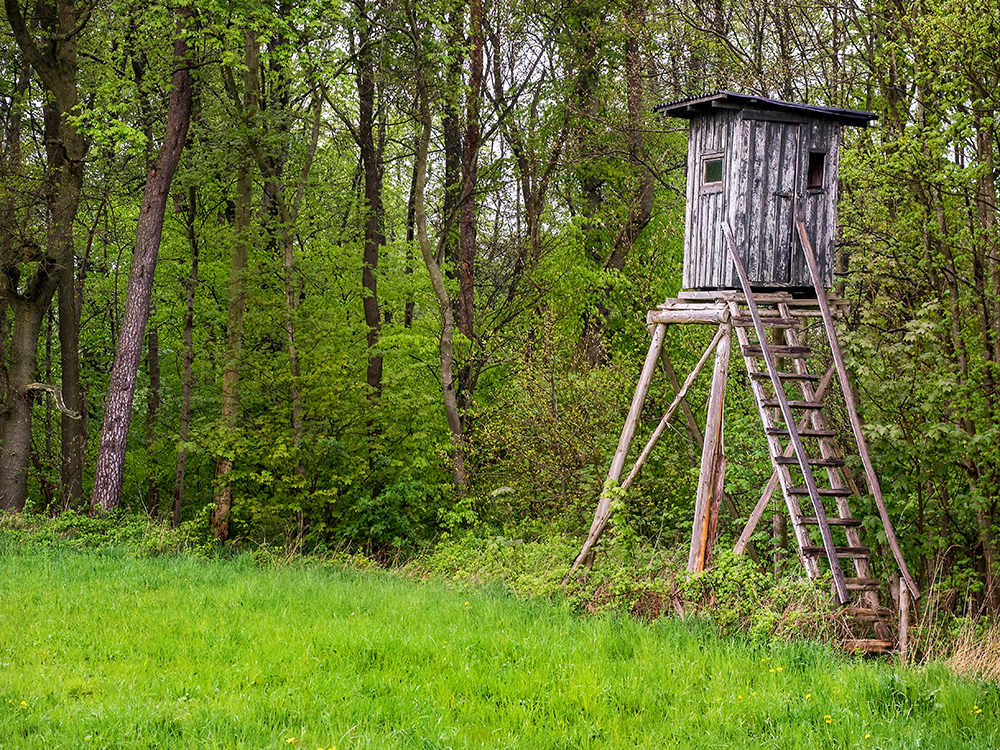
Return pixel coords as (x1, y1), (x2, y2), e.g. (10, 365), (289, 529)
(0, 272), (59, 511)
(459, 0), (483, 340)
(3, 0), (88, 512)
(58, 261), (85, 507)
(408, 4), (467, 491)
(212, 32), (259, 538)
(357, 1), (385, 444)
(91, 14), (193, 513)
(173, 186), (198, 524)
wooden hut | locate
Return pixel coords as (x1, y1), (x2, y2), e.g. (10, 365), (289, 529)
(654, 91), (876, 290)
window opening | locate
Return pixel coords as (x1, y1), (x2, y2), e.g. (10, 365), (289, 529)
(703, 158), (723, 185)
(807, 152), (826, 189)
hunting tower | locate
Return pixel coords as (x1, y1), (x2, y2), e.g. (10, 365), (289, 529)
(657, 91), (875, 290)
(570, 92), (919, 655)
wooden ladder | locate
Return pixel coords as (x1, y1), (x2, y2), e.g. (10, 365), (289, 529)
(724, 221), (918, 653)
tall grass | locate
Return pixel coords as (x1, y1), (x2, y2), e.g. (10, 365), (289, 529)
(1, 546), (997, 749)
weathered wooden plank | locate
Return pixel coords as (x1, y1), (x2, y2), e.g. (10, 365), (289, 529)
(788, 486), (852, 497)
(802, 546), (870, 559)
(753, 372), (821, 382)
(657, 301), (730, 310)
(842, 605), (892, 618)
(732, 316), (798, 327)
(761, 399), (824, 409)
(844, 577), (882, 590)
(742, 345), (811, 357)
(765, 426), (835, 436)
(899, 583), (910, 659)
(842, 639), (893, 654)
(647, 308), (730, 325)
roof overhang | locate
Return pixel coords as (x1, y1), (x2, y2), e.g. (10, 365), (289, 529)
(654, 91), (877, 127)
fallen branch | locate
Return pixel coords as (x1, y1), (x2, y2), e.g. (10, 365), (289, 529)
(25, 383), (81, 419)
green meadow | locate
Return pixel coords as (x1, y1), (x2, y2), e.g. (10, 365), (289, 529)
(1, 547), (997, 750)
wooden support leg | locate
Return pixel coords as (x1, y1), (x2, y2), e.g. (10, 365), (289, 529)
(688, 322), (731, 572)
(566, 324), (668, 578)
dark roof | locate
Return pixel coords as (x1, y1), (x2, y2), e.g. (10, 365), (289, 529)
(654, 91), (877, 127)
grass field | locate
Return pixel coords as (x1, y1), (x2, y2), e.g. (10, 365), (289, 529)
(1, 545), (997, 749)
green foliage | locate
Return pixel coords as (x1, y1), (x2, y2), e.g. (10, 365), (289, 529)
(0, 510), (192, 557)
(682, 550), (837, 644)
(470, 327), (634, 533)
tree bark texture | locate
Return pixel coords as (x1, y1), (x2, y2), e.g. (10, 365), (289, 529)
(357, 2), (385, 413)
(212, 31), (259, 538)
(91, 16), (193, 512)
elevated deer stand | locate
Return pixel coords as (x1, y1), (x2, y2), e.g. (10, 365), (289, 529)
(570, 92), (920, 655)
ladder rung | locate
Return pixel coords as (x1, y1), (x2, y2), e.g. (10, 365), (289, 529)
(761, 399), (824, 409)
(798, 516), (863, 527)
(742, 345), (812, 358)
(802, 546), (870, 559)
(774, 456), (846, 467)
(841, 639), (893, 654)
(766, 427), (836, 437)
(844, 578), (882, 591)
(842, 605), (893, 620)
(789, 486), (852, 497)
(733, 316), (797, 328)
(750, 371), (820, 381)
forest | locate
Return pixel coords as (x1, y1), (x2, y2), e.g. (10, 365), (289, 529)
(1, 0), (998, 617)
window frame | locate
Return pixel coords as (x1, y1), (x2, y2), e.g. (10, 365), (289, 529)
(700, 154), (725, 194)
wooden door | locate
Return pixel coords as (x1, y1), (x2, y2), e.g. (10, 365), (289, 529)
(745, 119), (801, 286)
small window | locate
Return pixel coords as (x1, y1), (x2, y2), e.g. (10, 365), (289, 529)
(807, 152), (826, 189)
(703, 158), (723, 185)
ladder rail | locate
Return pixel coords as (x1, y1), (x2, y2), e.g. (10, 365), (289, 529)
(780, 305), (889, 631)
(793, 214), (921, 601)
(723, 223), (851, 605)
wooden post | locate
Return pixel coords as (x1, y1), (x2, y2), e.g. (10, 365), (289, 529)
(899, 581), (909, 660)
(688, 321), (731, 572)
(608, 323), (668, 482)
